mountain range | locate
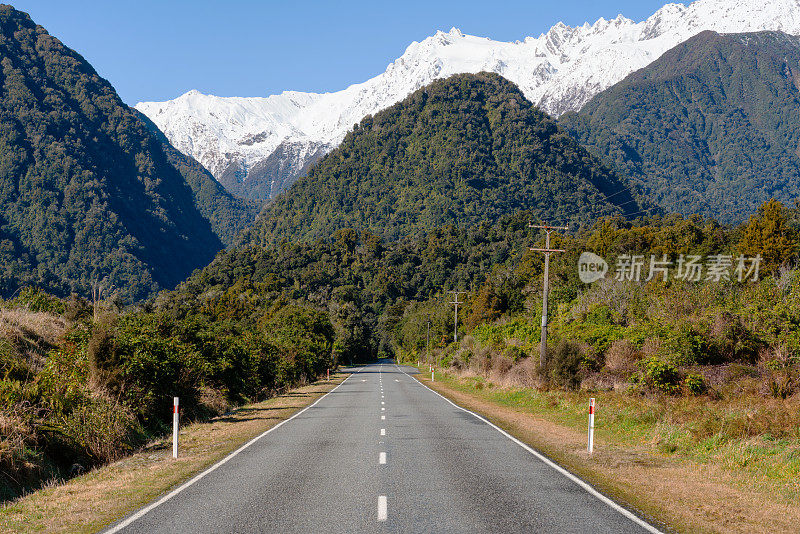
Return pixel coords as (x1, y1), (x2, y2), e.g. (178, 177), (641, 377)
(136, 0), (800, 202)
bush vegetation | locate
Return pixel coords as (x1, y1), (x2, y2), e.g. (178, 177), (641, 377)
(0, 289), (334, 501)
(396, 199), (800, 408)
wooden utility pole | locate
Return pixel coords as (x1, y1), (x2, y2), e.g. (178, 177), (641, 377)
(529, 224), (568, 369)
(448, 291), (467, 344)
(426, 317), (431, 363)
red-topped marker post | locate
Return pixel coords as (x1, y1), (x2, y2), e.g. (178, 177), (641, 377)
(588, 398), (595, 454)
(173, 397), (179, 459)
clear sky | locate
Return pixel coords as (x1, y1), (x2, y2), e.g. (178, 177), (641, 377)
(9, 0), (672, 105)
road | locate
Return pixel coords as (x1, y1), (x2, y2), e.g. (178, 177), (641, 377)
(104, 361), (660, 534)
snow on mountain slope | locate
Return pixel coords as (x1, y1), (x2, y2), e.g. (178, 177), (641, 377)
(136, 0), (800, 202)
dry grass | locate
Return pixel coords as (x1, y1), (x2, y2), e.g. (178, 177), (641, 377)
(0, 308), (66, 347)
(0, 308), (67, 370)
(0, 375), (347, 534)
(0, 306), (68, 499)
(420, 369), (800, 534)
(604, 339), (641, 374)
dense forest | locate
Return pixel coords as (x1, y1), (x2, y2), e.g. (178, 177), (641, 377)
(249, 73), (649, 246)
(561, 30), (800, 222)
(0, 211), (537, 499)
(0, 6), (255, 303)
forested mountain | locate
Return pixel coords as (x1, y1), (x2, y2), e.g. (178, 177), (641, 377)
(561, 30), (800, 222)
(248, 73), (646, 246)
(0, 6), (254, 302)
(135, 111), (258, 245)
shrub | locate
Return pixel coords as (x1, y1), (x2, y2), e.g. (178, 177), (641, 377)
(761, 347), (798, 399)
(548, 341), (587, 390)
(451, 348), (471, 370)
(503, 345), (526, 363)
(604, 339), (640, 373)
(641, 357), (681, 394)
(661, 323), (710, 366)
(14, 287), (66, 315)
(683, 373), (707, 395)
(491, 354), (514, 376)
(87, 318), (117, 387)
(708, 312), (760, 364)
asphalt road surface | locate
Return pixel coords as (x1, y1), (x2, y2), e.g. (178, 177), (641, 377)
(104, 361), (661, 534)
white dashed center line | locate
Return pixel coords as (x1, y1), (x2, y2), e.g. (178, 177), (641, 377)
(381, 415), (385, 420)
(380, 428), (386, 436)
(377, 496), (387, 522)
(379, 452), (386, 464)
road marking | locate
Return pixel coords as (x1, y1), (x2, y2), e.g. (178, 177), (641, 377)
(103, 374), (354, 534)
(381, 407), (385, 411)
(379, 452), (386, 464)
(381, 428), (386, 436)
(381, 401), (385, 405)
(377, 495), (387, 522)
(381, 415), (385, 420)
(414, 376), (664, 534)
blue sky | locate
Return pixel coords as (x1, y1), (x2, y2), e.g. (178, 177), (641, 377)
(11, 0), (671, 105)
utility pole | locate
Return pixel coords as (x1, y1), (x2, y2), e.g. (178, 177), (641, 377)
(449, 291), (467, 344)
(529, 224), (568, 369)
(426, 317), (431, 363)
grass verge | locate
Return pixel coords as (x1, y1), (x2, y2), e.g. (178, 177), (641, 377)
(417, 367), (800, 534)
(0, 374), (348, 533)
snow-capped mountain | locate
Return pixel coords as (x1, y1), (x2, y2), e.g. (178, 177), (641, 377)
(136, 0), (800, 202)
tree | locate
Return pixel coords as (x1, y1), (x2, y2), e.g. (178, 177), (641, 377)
(737, 199), (797, 272)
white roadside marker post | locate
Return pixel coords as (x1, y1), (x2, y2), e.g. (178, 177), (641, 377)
(327, 368), (330, 381)
(588, 398), (595, 454)
(432, 370), (435, 382)
(173, 397), (180, 459)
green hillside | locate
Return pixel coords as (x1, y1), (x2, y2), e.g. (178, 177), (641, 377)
(0, 6), (254, 301)
(248, 73), (646, 246)
(136, 111), (258, 246)
(561, 30), (800, 221)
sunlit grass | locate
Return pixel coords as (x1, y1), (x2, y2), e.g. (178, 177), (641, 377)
(426, 365), (800, 500)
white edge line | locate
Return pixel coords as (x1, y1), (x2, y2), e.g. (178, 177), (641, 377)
(397, 363), (663, 534)
(102, 372), (354, 533)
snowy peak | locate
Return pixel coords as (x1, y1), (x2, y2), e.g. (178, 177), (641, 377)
(136, 0), (800, 202)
